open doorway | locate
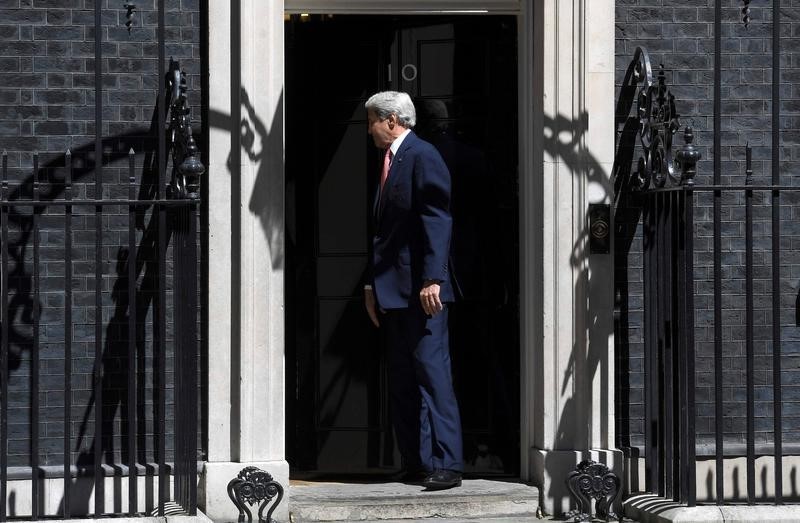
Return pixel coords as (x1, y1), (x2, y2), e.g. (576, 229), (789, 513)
(284, 14), (519, 478)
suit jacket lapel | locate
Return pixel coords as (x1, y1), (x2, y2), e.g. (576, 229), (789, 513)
(372, 181), (381, 225)
(376, 132), (415, 224)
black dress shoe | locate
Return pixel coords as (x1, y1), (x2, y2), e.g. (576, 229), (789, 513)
(393, 468), (430, 483)
(423, 469), (462, 490)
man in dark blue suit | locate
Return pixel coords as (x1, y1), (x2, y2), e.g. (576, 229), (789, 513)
(363, 91), (463, 490)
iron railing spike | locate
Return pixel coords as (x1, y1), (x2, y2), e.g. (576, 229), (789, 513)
(742, 0), (751, 28)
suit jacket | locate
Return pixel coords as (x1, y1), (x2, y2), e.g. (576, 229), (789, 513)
(367, 131), (454, 310)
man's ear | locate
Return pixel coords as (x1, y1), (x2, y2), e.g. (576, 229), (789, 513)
(387, 113), (397, 129)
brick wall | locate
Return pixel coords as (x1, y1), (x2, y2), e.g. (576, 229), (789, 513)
(616, 0), (800, 455)
(0, 0), (203, 468)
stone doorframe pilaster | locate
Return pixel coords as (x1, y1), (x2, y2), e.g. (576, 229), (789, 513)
(527, 0), (620, 515)
(205, 0), (288, 521)
(203, 0), (617, 520)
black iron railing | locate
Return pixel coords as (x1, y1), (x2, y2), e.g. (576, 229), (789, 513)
(640, 184), (697, 505)
(617, 0), (795, 506)
(635, 179), (799, 506)
(0, 0), (200, 518)
(0, 150), (199, 518)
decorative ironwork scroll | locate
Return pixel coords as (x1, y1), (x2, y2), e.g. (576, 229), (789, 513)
(565, 460), (622, 522)
(167, 60), (205, 200)
(227, 467), (285, 523)
(635, 49), (680, 190)
(620, 46), (701, 191)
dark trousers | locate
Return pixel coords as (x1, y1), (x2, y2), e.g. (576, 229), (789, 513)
(383, 304), (463, 472)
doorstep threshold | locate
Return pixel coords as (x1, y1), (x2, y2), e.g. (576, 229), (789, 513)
(289, 478), (539, 522)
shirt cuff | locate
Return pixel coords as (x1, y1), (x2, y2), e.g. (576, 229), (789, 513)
(364, 284), (373, 290)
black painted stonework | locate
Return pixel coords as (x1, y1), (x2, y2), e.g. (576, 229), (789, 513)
(616, 1), (800, 455)
(0, 1), (203, 468)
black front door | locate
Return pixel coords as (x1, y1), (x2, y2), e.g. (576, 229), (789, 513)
(285, 14), (519, 477)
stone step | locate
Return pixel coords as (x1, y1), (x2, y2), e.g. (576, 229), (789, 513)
(288, 479), (540, 522)
(351, 519), (531, 523)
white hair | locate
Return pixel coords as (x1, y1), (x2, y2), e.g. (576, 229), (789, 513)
(365, 91), (416, 129)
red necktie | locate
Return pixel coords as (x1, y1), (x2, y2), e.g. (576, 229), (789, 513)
(380, 147), (392, 192)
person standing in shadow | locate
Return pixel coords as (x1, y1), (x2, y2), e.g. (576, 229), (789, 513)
(363, 91), (463, 490)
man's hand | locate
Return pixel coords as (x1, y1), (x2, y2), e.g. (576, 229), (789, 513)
(420, 280), (444, 316)
(364, 287), (380, 327)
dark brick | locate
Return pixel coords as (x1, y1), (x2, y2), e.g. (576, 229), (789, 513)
(117, 43), (142, 58)
(71, 105), (118, 122)
(0, 105), (44, 119)
(34, 89), (83, 104)
(70, 41), (118, 57)
(0, 41), (45, 55)
(72, 73), (117, 88)
(105, 58), (156, 74)
(33, 26), (83, 41)
(0, 90), (18, 104)
(45, 9), (69, 26)
(0, 121), (19, 135)
(45, 40), (68, 56)
(164, 43), (193, 58)
(0, 136), (46, 150)
(0, 24), (18, 40)
(663, 23), (709, 38)
(0, 73), (45, 87)
(119, 105), (137, 121)
(107, 26), (155, 43)
(181, 27), (199, 43)
(107, 89), (157, 105)
(0, 56), (18, 70)
(0, 9), (44, 24)
(45, 72), (69, 87)
(117, 75), (141, 90)
(69, 9), (118, 26)
(33, 0), (81, 7)
(35, 121), (84, 135)
(34, 56), (83, 72)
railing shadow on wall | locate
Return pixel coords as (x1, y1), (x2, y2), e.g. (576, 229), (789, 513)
(612, 45), (651, 496)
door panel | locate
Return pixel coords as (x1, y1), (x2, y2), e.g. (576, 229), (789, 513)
(317, 257), (367, 297)
(318, 298), (381, 429)
(285, 17), (387, 472)
(286, 14), (519, 476)
(317, 122), (370, 253)
(419, 41), (455, 96)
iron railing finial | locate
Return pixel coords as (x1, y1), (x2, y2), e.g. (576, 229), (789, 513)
(676, 125), (700, 186)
